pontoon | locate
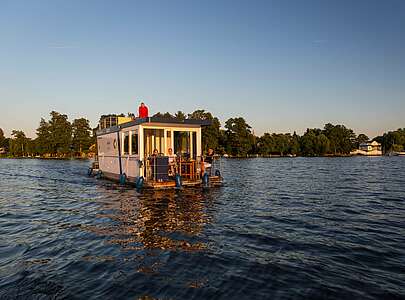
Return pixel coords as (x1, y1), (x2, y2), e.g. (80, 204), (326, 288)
(89, 116), (223, 189)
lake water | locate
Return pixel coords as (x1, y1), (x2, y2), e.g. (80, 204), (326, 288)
(0, 157), (404, 299)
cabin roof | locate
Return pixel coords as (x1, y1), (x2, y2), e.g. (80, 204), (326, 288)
(96, 117), (212, 136)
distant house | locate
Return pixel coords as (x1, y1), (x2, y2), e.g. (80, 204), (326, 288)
(0, 147), (6, 154)
(351, 141), (382, 156)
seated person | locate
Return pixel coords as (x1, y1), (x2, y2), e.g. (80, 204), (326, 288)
(148, 148), (159, 177)
(203, 148), (214, 174)
(167, 147), (177, 176)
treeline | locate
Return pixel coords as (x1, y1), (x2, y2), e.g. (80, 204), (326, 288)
(151, 110), (405, 156)
(1, 109), (404, 158)
(0, 111), (94, 158)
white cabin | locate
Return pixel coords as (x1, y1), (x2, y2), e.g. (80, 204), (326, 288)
(94, 117), (221, 188)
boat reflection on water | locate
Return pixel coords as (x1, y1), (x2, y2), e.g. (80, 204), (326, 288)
(83, 185), (216, 268)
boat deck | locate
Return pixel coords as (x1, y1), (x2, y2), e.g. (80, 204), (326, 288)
(144, 176), (223, 189)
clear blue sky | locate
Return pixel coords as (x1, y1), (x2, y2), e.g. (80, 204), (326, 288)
(1, 0), (404, 138)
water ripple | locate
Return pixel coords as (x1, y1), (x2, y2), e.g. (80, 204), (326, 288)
(0, 157), (405, 299)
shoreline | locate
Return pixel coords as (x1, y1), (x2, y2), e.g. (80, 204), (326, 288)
(0, 155), (396, 160)
(0, 156), (92, 160)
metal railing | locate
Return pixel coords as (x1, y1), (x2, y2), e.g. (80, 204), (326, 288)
(143, 155), (222, 182)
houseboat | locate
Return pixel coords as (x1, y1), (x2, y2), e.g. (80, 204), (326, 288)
(89, 116), (223, 189)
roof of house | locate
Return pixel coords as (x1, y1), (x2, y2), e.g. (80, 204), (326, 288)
(360, 141), (381, 147)
(96, 117), (212, 136)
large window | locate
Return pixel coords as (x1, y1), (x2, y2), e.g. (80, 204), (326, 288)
(174, 131), (191, 157)
(123, 132), (129, 155)
(131, 132), (138, 155)
(144, 129), (164, 157)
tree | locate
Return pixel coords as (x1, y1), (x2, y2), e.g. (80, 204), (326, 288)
(72, 118), (93, 153)
(257, 133), (275, 155)
(174, 111), (186, 121)
(356, 134), (369, 148)
(48, 111), (72, 156)
(224, 117), (254, 156)
(290, 132), (300, 155)
(152, 112), (175, 119)
(323, 123), (356, 154)
(300, 129), (330, 156)
(379, 128), (405, 153)
(9, 130), (30, 157)
(188, 110), (221, 153)
(36, 118), (52, 155)
(0, 128), (5, 148)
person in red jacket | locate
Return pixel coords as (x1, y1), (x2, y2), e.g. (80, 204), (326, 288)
(138, 102), (149, 118)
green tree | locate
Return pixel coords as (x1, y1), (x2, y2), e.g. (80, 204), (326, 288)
(290, 132), (300, 155)
(257, 133), (275, 155)
(188, 110), (221, 153)
(152, 112), (175, 119)
(174, 111), (186, 121)
(36, 118), (52, 155)
(9, 130), (30, 157)
(300, 129), (330, 156)
(356, 134), (369, 148)
(224, 117), (254, 156)
(0, 128), (5, 148)
(48, 111), (72, 156)
(315, 134), (330, 155)
(379, 128), (405, 153)
(300, 129), (317, 156)
(323, 123), (356, 154)
(72, 118), (93, 153)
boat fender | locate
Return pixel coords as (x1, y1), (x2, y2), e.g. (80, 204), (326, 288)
(175, 174), (182, 189)
(202, 173), (209, 188)
(87, 167), (93, 176)
(215, 169), (221, 177)
(136, 176), (144, 190)
(96, 170), (103, 179)
(120, 173), (127, 185)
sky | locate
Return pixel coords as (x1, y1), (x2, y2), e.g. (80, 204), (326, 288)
(1, 0), (404, 138)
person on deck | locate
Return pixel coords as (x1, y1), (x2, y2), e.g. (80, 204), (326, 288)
(138, 102), (149, 118)
(167, 147), (177, 176)
(203, 148), (214, 175)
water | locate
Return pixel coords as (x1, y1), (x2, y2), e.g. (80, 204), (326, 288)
(0, 157), (404, 299)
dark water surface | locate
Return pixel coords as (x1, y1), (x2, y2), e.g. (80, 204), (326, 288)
(1, 157), (405, 299)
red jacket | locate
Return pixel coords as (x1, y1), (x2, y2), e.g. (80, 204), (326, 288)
(138, 106), (148, 118)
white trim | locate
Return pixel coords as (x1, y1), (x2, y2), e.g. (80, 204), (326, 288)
(196, 127), (202, 157)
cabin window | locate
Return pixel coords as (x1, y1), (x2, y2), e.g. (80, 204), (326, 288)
(144, 129), (164, 157)
(131, 132), (138, 155)
(123, 132), (129, 155)
(174, 131), (191, 157)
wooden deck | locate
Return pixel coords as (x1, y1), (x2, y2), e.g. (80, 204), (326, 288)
(143, 176), (223, 189)
(92, 170), (222, 189)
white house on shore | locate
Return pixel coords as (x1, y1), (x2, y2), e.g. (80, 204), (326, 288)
(351, 141), (382, 156)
